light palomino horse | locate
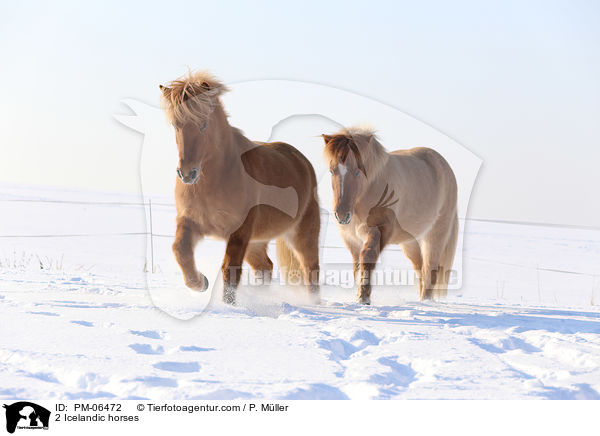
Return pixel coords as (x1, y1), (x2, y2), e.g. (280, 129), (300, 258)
(322, 127), (458, 304)
(160, 71), (320, 305)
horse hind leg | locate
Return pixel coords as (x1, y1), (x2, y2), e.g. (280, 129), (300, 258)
(421, 213), (457, 300)
(420, 240), (440, 301)
(437, 215), (459, 298)
(288, 200), (321, 303)
(244, 242), (274, 286)
(420, 220), (448, 300)
(401, 239), (423, 296)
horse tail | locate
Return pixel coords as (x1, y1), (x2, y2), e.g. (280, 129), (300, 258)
(445, 213), (459, 270)
(438, 212), (459, 294)
(276, 238), (302, 286)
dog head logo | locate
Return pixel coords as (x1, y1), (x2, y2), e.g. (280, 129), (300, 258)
(3, 402), (50, 434)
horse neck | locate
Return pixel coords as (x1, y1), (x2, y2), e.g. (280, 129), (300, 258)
(357, 158), (391, 206)
(201, 112), (254, 178)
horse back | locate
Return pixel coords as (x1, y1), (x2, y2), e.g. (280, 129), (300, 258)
(391, 147), (456, 188)
(241, 141), (317, 191)
(388, 147), (458, 217)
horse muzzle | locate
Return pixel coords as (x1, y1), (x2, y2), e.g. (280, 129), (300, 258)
(177, 167), (201, 185)
(335, 211), (352, 225)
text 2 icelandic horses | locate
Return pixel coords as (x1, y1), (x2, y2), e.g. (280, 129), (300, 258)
(160, 71), (320, 305)
(322, 127), (458, 304)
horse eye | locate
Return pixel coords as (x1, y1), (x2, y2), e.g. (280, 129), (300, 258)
(354, 170), (360, 176)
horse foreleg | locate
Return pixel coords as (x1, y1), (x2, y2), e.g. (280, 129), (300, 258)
(222, 232), (250, 305)
(342, 235), (361, 282)
(358, 229), (384, 305)
(172, 220), (207, 290)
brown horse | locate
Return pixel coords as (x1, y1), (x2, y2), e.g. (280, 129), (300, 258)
(160, 71), (320, 305)
(322, 127), (458, 303)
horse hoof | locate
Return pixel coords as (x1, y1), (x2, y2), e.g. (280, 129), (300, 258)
(186, 276), (208, 291)
(223, 296), (236, 306)
(223, 289), (236, 305)
(358, 297), (371, 305)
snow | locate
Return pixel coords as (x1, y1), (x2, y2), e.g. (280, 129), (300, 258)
(1, 184), (600, 400)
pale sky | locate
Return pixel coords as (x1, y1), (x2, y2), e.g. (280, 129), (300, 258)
(1, 0), (599, 226)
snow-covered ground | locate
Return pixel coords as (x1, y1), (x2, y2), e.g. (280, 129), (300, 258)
(1, 184), (600, 400)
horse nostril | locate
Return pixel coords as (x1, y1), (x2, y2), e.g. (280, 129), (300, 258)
(334, 211), (351, 224)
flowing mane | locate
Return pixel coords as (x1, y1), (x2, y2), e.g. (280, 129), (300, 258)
(160, 70), (228, 126)
(322, 127), (389, 177)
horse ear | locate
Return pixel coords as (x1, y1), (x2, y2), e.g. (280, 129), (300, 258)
(159, 85), (172, 98)
(321, 134), (333, 144)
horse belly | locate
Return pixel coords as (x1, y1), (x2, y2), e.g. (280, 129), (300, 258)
(249, 205), (298, 241)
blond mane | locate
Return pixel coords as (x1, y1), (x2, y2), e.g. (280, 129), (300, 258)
(323, 126), (389, 177)
(160, 70), (228, 126)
